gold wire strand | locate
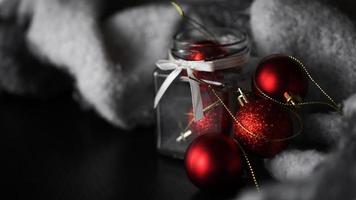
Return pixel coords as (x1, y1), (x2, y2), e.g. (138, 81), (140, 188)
(268, 106), (303, 142)
(207, 85), (260, 192)
(202, 100), (221, 112)
(254, 77), (340, 111)
(234, 138), (260, 192)
(208, 85), (268, 141)
(288, 56), (340, 112)
(297, 101), (340, 111)
(180, 54), (337, 191)
(253, 56), (341, 113)
(190, 77), (303, 142)
(183, 100), (222, 134)
(180, 99), (261, 192)
(234, 89), (303, 142)
(253, 78), (290, 106)
(188, 78), (304, 192)
(171, 1), (217, 42)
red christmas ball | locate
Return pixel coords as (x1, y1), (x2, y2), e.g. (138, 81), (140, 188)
(185, 134), (242, 190)
(253, 55), (308, 102)
(187, 40), (227, 61)
(190, 40), (227, 84)
(187, 106), (230, 136)
(187, 90), (230, 135)
(233, 99), (293, 157)
(182, 40), (231, 134)
(178, 40), (227, 83)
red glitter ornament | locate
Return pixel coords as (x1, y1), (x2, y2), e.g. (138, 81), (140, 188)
(233, 98), (293, 157)
(253, 55), (308, 102)
(187, 90), (230, 135)
(183, 40), (231, 134)
(185, 133), (242, 190)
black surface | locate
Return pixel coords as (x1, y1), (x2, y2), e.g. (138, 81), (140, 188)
(2, 94), (267, 200)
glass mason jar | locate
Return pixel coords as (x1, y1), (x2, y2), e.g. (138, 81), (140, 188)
(154, 27), (250, 159)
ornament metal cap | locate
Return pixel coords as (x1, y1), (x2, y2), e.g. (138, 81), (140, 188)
(283, 91), (302, 106)
(237, 88), (249, 107)
(176, 130), (192, 142)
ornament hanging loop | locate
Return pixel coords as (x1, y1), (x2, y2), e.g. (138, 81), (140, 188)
(237, 88), (249, 107)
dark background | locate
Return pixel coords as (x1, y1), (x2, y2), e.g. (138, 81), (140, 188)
(2, 92), (269, 200)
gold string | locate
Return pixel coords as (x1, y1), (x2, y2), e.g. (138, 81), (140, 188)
(208, 85), (266, 140)
(187, 75), (303, 142)
(253, 56), (341, 113)
(269, 106), (303, 142)
(180, 90), (262, 192)
(171, 1), (218, 42)
(289, 56), (339, 109)
(185, 76), (306, 192)
(181, 100), (223, 138)
(178, 54), (335, 191)
(208, 85), (260, 192)
(234, 138), (260, 192)
(236, 90), (303, 142)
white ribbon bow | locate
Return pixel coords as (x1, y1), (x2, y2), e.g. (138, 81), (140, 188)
(154, 48), (250, 120)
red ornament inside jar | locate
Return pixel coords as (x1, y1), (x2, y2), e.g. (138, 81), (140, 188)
(171, 28), (249, 135)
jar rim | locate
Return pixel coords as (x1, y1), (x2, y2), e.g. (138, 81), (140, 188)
(172, 27), (248, 48)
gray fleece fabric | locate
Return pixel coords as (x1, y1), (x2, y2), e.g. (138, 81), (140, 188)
(238, 0), (356, 199)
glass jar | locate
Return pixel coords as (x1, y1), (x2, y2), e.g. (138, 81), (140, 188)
(154, 27), (249, 159)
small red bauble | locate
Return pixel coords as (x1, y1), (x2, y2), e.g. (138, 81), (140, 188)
(187, 40), (227, 61)
(253, 55), (308, 102)
(233, 98), (293, 157)
(182, 40), (230, 134)
(189, 40), (227, 85)
(185, 134), (242, 190)
(187, 90), (230, 135)
(187, 106), (230, 136)
(179, 40), (227, 88)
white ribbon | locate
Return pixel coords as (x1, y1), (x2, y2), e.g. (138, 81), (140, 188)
(154, 47), (250, 120)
